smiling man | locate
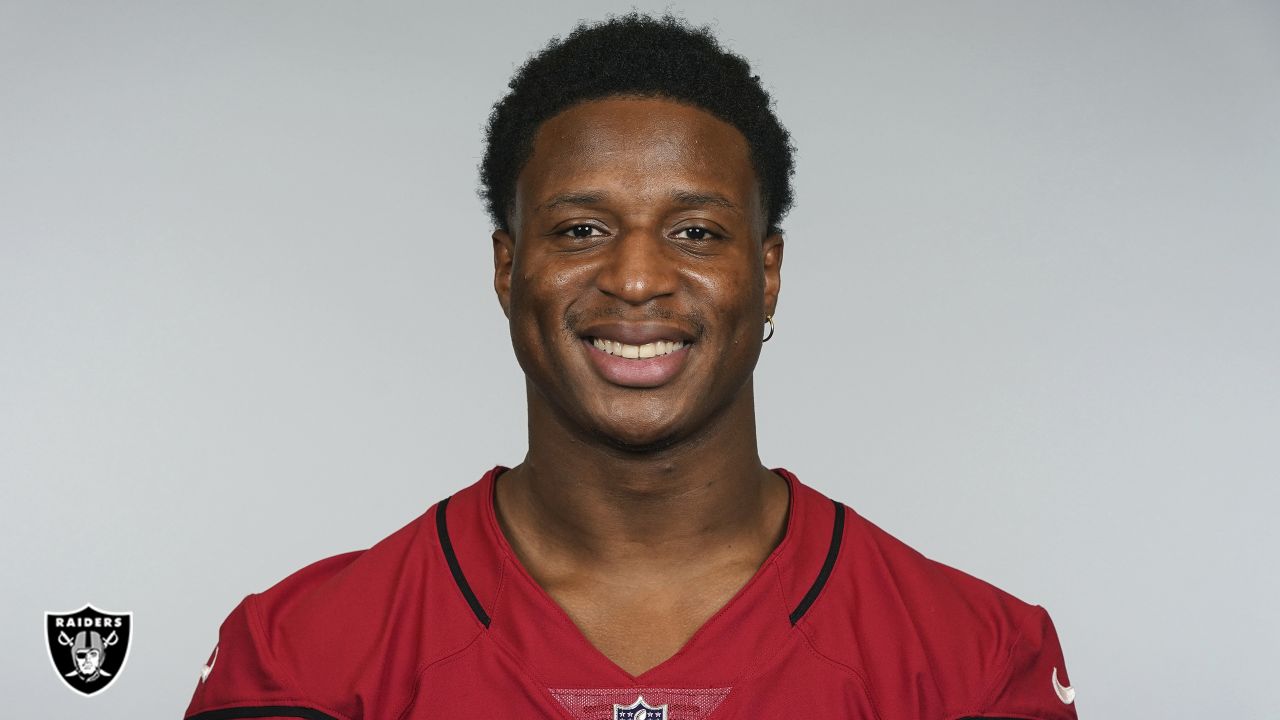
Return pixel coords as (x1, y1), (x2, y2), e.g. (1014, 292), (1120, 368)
(185, 14), (1077, 720)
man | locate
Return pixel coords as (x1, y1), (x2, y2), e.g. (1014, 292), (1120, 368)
(185, 13), (1077, 720)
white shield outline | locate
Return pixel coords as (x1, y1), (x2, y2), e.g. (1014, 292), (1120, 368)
(44, 603), (134, 698)
(613, 694), (668, 720)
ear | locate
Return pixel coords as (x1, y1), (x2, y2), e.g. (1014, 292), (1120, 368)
(492, 228), (515, 319)
(762, 232), (784, 318)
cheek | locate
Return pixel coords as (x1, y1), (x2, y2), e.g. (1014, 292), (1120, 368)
(515, 253), (597, 316)
(508, 256), (597, 362)
(685, 264), (765, 338)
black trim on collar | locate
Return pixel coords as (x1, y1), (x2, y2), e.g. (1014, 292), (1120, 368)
(186, 707), (339, 720)
(436, 495), (492, 628)
(789, 499), (846, 625)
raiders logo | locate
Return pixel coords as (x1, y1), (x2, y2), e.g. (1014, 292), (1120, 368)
(45, 604), (133, 696)
(614, 696), (667, 720)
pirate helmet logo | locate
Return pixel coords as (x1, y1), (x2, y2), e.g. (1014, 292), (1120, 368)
(45, 604), (132, 696)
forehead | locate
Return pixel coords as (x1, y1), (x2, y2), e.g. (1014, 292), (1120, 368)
(515, 96), (760, 218)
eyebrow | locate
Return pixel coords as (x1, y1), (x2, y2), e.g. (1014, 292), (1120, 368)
(670, 190), (740, 213)
(536, 191), (608, 212)
(535, 189), (741, 213)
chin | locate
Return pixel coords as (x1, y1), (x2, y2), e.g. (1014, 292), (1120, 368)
(572, 408), (680, 454)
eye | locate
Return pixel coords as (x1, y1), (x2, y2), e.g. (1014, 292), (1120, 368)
(563, 224), (605, 239)
(673, 226), (717, 241)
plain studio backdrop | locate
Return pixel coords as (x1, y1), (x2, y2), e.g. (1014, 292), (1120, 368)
(2, 1), (1277, 716)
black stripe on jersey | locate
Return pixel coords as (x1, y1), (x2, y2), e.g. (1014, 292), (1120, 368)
(436, 495), (492, 628)
(185, 707), (338, 720)
(789, 499), (846, 626)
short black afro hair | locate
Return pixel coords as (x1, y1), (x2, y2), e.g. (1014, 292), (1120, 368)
(480, 12), (795, 235)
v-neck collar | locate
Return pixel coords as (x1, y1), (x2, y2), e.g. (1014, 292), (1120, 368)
(474, 465), (806, 687)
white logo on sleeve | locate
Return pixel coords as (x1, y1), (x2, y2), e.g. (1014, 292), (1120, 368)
(200, 645), (218, 683)
(1052, 667), (1075, 704)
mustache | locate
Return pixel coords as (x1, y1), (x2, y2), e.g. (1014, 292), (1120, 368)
(564, 305), (707, 337)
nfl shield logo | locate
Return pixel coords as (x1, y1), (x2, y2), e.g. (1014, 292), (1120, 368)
(614, 695), (667, 720)
(45, 604), (132, 696)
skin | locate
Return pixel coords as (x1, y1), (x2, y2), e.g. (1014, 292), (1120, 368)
(491, 96), (788, 676)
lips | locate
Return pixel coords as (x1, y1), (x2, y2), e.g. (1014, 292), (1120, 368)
(581, 338), (692, 388)
(577, 322), (696, 388)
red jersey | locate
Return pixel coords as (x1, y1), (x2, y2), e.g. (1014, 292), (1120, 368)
(185, 467), (1078, 719)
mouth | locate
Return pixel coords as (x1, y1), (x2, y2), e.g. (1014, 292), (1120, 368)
(580, 335), (693, 388)
(587, 337), (688, 359)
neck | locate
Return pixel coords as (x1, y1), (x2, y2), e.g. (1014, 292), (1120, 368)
(496, 380), (788, 575)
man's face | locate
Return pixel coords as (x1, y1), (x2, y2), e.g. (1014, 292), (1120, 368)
(493, 96), (783, 450)
(76, 648), (101, 675)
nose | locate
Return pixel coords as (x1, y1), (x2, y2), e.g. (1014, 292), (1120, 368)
(594, 229), (679, 305)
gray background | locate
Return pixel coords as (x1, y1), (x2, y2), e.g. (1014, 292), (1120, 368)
(2, 0), (1277, 716)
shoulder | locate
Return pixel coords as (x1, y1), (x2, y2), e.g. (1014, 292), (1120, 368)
(782, 478), (1077, 719)
(185, 476), (496, 720)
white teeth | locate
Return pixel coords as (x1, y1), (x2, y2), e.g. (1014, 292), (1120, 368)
(591, 337), (686, 359)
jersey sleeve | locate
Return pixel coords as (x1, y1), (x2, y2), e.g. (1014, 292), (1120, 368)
(183, 595), (350, 720)
(974, 604), (1079, 720)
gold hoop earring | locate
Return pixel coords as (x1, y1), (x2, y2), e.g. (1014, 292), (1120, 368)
(763, 314), (775, 343)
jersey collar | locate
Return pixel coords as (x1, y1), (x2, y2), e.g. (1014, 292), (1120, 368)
(438, 465), (842, 688)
